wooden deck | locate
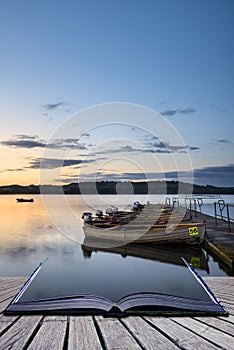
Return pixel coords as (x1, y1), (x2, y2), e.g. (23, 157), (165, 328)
(190, 210), (234, 273)
(0, 277), (234, 349)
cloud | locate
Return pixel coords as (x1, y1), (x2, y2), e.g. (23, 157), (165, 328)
(89, 141), (199, 157)
(188, 146), (200, 151)
(161, 107), (196, 117)
(193, 164), (234, 186)
(27, 158), (94, 169)
(54, 164), (234, 187)
(43, 101), (65, 111)
(216, 139), (232, 144)
(75, 164), (234, 186)
(46, 139), (87, 150)
(0, 168), (25, 173)
(1, 139), (46, 148)
(0, 135), (87, 150)
(14, 134), (39, 140)
(146, 140), (199, 153)
(161, 109), (179, 116)
(166, 145), (199, 152)
(179, 108), (196, 114)
(1, 134), (199, 156)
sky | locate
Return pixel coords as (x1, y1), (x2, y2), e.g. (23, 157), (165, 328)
(0, 0), (233, 187)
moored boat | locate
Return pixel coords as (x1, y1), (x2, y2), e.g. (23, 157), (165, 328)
(16, 198), (34, 203)
(82, 221), (206, 245)
(82, 203), (205, 245)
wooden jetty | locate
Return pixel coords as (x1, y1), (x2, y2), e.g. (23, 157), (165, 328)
(0, 277), (234, 349)
(190, 210), (234, 273)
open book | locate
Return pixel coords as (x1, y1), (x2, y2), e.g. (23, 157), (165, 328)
(5, 257), (228, 316)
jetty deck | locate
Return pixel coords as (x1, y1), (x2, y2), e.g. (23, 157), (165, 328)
(190, 209), (234, 273)
(0, 277), (234, 349)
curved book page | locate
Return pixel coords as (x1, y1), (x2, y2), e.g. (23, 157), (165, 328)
(5, 256), (228, 316)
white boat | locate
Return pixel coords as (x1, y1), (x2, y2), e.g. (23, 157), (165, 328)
(83, 221), (206, 245)
(82, 203), (206, 245)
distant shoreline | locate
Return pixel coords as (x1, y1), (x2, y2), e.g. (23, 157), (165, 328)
(0, 181), (234, 195)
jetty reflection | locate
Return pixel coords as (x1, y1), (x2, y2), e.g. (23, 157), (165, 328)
(82, 239), (210, 273)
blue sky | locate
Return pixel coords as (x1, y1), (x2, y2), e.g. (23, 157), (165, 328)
(0, 0), (233, 186)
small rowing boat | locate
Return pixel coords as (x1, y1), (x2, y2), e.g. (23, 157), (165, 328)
(82, 221), (206, 245)
(82, 203), (206, 245)
(16, 198), (34, 203)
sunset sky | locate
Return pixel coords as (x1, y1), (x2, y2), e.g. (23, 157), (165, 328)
(0, 0), (233, 187)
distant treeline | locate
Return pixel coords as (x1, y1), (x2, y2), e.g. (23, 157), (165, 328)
(0, 181), (234, 195)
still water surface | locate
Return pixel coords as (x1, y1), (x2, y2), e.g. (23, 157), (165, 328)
(0, 194), (233, 277)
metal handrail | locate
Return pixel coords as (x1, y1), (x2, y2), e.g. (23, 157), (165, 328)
(214, 200), (233, 232)
(185, 197), (203, 218)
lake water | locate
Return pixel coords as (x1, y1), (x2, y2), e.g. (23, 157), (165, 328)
(0, 194), (233, 278)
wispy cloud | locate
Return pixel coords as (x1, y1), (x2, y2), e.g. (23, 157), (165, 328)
(193, 164), (234, 186)
(0, 168), (25, 173)
(28, 158), (94, 169)
(161, 109), (179, 117)
(89, 142), (199, 157)
(216, 139), (232, 144)
(59, 164), (234, 186)
(43, 101), (66, 111)
(1, 139), (46, 148)
(161, 107), (196, 117)
(0, 135), (87, 150)
(179, 108), (196, 114)
(14, 134), (39, 140)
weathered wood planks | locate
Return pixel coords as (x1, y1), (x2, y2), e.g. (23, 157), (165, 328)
(68, 316), (103, 350)
(0, 277), (234, 349)
(27, 316), (67, 350)
(0, 316), (42, 350)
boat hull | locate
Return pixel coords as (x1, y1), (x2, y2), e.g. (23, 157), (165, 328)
(83, 222), (206, 245)
(16, 198), (34, 203)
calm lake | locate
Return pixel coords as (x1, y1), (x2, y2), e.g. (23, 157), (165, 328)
(0, 194), (233, 278)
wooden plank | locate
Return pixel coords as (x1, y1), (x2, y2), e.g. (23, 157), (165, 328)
(211, 291), (234, 299)
(0, 276), (233, 350)
(204, 277), (234, 286)
(0, 281), (22, 289)
(0, 286), (24, 300)
(145, 317), (220, 350)
(95, 316), (142, 350)
(0, 278), (27, 290)
(173, 317), (234, 350)
(68, 316), (103, 350)
(0, 282), (26, 295)
(0, 278), (26, 313)
(220, 303), (234, 314)
(194, 316), (234, 336)
(27, 316), (67, 350)
(0, 296), (18, 314)
(0, 315), (42, 350)
(0, 315), (18, 334)
(0, 277), (27, 284)
(218, 314), (234, 325)
(122, 316), (179, 350)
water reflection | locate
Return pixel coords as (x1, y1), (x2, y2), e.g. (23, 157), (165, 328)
(82, 239), (210, 273)
(0, 195), (228, 277)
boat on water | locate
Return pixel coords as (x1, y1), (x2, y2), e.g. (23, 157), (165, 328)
(82, 239), (209, 272)
(82, 203), (206, 245)
(83, 221), (206, 245)
(16, 198), (34, 203)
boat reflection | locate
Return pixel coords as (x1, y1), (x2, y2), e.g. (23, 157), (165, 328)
(82, 238), (210, 273)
